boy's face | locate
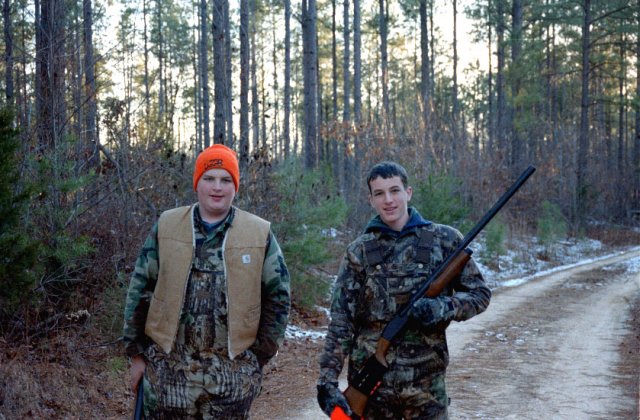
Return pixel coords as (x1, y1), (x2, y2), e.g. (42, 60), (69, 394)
(368, 175), (412, 231)
(196, 168), (236, 222)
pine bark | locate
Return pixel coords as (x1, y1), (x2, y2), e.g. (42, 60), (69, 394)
(200, 0), (211, 148)
(83, 0), (98, 168)
(239, 0), (250, 167)
(3, 0), (13, 102)
(284, 0), (292, 159)
(577, 0), (592, 226)
(302, 0), (318, 169)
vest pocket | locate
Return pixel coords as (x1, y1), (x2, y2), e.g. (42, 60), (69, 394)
(244, 303), (261, 326)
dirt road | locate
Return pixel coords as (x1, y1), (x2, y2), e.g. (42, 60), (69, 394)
(252, 248), (640, 419)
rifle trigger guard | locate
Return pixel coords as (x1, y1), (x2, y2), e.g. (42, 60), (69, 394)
(351, 355), (389, 396)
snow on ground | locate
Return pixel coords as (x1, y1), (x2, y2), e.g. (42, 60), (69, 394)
(285, 236), (640, 341)
(285, 325), (327, 341)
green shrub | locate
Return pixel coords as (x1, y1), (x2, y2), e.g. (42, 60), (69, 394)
(413, 172), (470, 229)
(26, 137), (94, 301)
(537, 200), (567, 258)
(0, 108), (94, 333)
(271, 161), (347, 309)
(0, 108), (40, 320)
(484, 219), (507, 259)
(93, 272), (128, 340)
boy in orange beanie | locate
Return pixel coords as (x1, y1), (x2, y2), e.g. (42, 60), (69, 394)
(124, 143), (290, 418)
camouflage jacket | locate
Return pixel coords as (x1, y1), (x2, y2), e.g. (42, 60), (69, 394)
(123, 205), (291, 367)
(319, 207), (491, 385)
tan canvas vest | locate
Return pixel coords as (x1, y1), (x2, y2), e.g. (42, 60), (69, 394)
(145, 205), (270, 358)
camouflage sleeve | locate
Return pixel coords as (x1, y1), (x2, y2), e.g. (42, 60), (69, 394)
(445, 227), (492, 322)
(250, 231), (291, 367)
(122, 222), (159, 358)
(318, 243), (365, 385)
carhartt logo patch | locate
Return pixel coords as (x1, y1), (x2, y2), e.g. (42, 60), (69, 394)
(242, 255), (251, 264)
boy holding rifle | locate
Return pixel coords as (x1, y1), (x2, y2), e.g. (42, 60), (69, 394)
(317, 161), (492, 419)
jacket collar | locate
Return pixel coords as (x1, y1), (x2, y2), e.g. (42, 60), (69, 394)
(364, 207), (431, 238)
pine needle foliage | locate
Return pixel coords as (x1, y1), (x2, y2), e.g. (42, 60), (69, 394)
(0, 108), (39, 319)
(537, 200), (568, 258)
(271, 161), (348, 308)
(413, 172), (471, 229)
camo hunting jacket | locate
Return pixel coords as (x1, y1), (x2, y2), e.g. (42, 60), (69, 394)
(319, 208), (491, 386)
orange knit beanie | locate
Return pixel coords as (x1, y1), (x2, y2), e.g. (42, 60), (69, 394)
(193, 144), (240, 192)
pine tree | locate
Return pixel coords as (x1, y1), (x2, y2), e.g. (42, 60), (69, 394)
(0, 108), (38, 322)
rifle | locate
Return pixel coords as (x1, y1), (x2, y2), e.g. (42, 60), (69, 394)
(331, 166), (536, 420)
(134, 377), (145, 420)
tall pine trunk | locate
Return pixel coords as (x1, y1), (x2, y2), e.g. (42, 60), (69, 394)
(420, 0), (429, 132)
(510, 0), (523, 170)
(284, 0), (292, 159)
(213, 0), (226, 144)
(239, 0), (250, 168)
(199, 0), (211, 149)
(143, 0), (150, 142)
(3, 0), (13, 102)
(635, 0), (640, 210)
(496, 0), (506, 156)
(343, 0), (350, 123)
(224, 0), (233, 147)
(302, 0), (318, 169)
(378, 0), (389, 125)
(83, 0), (98, 168)
(451, 0), (459, 168)
(251, 13), (260, 151)
(576, 0), (591, 227)
(37, 0), (66, 149)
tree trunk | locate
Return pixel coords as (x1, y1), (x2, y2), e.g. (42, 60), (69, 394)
(330, 0), (338, 180)
(156, 3), (165, 120)
(379, 0), (389, 125)
(487, 0), (494, 153)
(496, 0), (506, 156)
(635, 0), (640, 210)
(251, 13), (260, 151)
(37, 0), (66, 149)
(3, 0), (13, 102)
(213, 0), (226, 144)
(576, 0), (591, 226)
(200, 0), (211, 149)
(419, 0), (429, 130)
(271, 19), (280, 158)
(343, 0), (350, 123)
(143, 0), (150, 142)
(452, 0), (459, 167)
(284, 0), (292, 159)
(617, 30), (626, 216)
(353, 0), (361, 127)
(224, 0), (233, 147)
(83, 0), (98, 168)
(239, 0), (250, 168)
(510, 0), (523, 170)
(302, 0), (318, 169)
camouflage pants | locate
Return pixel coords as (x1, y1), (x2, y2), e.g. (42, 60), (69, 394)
(142, 344), (262, 419)
(362, 366), (449, 420)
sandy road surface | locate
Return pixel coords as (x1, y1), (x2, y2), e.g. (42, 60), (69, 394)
(253, 249), (640, 419)
(446, 248), (640, 419)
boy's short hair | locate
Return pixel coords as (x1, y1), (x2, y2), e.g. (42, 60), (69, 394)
(366, 161), (409, 192)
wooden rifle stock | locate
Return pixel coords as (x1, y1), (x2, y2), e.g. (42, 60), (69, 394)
(331, 166), (536, 419)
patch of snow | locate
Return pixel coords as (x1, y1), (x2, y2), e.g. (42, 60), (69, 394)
(285, 325), (326, 341)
